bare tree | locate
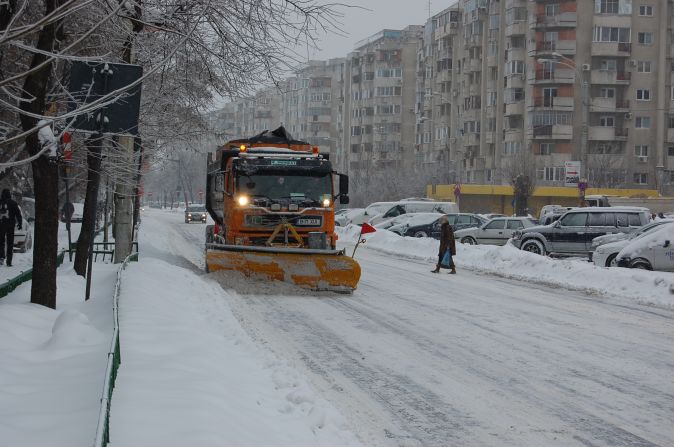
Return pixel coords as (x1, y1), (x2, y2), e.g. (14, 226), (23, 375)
(0, 0), (344, 307)
(502, 148), (537, 216)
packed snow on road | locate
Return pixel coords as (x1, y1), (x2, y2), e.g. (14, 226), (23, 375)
(1, 208), (673, 447)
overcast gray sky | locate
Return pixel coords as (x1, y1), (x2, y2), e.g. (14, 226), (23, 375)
(306, 1), (439, 60)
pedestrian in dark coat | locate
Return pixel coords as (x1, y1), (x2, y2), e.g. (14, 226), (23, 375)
(431, 216), (456, 274)
(0, 189), (22, 267)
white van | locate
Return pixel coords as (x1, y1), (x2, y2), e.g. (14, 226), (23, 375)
(368, 201), (459, 225)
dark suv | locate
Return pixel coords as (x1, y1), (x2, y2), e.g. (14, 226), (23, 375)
(511, 207), (650, 256)
(185, 205), (208, 223)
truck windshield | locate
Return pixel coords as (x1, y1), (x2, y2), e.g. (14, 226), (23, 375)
(237, 172), (332, 205)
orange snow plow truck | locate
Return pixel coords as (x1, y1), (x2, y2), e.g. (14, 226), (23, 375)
(205, 126), (361, 292)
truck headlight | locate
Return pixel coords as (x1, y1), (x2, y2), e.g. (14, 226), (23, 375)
(237, 195), (249, 206)
(322, 198), (331, 207)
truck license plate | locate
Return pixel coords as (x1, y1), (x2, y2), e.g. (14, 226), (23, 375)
(297, 218), (321, 226)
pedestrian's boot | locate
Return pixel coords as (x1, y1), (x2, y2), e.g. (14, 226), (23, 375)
(0, 258), (4, 266)
(431, 266), (440, 273)
(449, 267), (456, 274)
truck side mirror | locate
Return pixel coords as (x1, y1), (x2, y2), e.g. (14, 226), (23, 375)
(338, 174), (349, 196)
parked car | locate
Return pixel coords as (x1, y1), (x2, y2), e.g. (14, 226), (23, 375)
(368, 201), (459, 225)
(539, 205), (574, 223)
(511, 207), (651, 256)
(387, 213), (455, 236)
(398, 213), (487, 238)
(14, 206), (32, 253)
(185, 204), (208, 223)
(374, 213), (425, 231)
(480, 213), (507, 220)
(593, 220), (674, 267)
(455, 217), (537, 246)
(591, 218), (674, 251)
(335, 208), (365, 226)
(616, 224), (674, 271)
(344, 202), (397, 226)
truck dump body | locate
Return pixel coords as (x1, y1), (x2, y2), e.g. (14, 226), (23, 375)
(205, 126), (360, 292)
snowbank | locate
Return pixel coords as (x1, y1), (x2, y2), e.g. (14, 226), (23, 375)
(339, 225), (674, 309)
(110, 257), (363, 447)
(0, 263), (118, 446)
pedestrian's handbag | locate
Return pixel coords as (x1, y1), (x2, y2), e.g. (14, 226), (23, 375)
(440, 249), (452, 269)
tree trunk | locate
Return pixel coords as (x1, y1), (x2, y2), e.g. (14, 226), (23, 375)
(74, 135), (103, 276)
(19, 0), (62, 309)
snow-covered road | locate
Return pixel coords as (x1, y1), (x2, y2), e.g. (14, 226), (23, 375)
(145, 209), (674, 447)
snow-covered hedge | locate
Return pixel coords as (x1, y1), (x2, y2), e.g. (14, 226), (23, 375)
(338, 225), (674, 309)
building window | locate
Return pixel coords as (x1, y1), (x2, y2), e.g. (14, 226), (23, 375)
(633, 173), (648, 184)
(601, 59), (617, 71)
(669, 116), (674, 128)
(540, 143), (554, 155)
(599, 116), (615, 127)
(668, 147), (674, 157)
(507, 60), (525, 75)
(635, 116), (651, 128)
(538, 167), (565, 182)
(544, 4), (560, 16)
(503, 141), (521, 155)
(600, 0), (619, 14)
(593, 26), (631, 42)
(599, 87), (616, 98)
(639, 5), (653, 16)
(635, 145), (649, 158)
(636, 89), (651, 101)
(637, 61), (652, 73)
(638, 32), (653, 45)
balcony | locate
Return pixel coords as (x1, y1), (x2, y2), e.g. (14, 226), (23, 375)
(530, 69), (575, 84)
(436, 70), (453, 83)
(667, 128), (674, 142)
(531, 12), (577, 29)
(466, 58), (482, 73)
(463, 132), (481, 146)
(530, 39), (577, 56)
(529, 124), (573, 140)
(505, 21), (528, 36)
(465, 34), (482, 48)
(588, 126), (629, 141)
(590, 70), (631, 85)
(591, 42), (632, 57)
(531, 96), (574, 110)
(505, 101), (525, 116)
(589, 98), (630, 112)
(506, 73), (526, 89)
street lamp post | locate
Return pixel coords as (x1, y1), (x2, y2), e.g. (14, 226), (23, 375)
(538, 53), (589, 180)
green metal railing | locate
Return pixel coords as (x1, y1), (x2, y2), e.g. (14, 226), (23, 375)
(0, 250), (65, 299)
(93, 252), (137, 447)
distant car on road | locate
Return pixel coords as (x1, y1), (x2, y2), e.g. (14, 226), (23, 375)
(185, 204), (207, 223)
(456, 217), (537, 246)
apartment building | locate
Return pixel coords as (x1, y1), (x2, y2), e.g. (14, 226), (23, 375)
(278, 59), (346, 161)
(415, 0), (674, 193)
(344, 26), (423, 196)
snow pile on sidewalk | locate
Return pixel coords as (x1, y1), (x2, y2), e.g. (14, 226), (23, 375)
(0, 263), (118, 446)
(110, 257), (363, 447)
(339, 225), (674, 309)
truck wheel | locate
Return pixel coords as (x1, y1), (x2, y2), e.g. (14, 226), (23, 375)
(629, 259), (652, 270)
(521, 239), (545, 256)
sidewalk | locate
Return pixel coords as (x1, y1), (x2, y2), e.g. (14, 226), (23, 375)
(0, 261), (118, 446)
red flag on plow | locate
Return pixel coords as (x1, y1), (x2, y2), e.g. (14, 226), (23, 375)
(351, 222), (376, 258)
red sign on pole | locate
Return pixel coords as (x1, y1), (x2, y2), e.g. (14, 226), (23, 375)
(62, 132), (73, 160)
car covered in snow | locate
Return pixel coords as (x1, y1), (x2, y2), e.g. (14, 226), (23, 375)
(184, 204), (207, 223)
(398, 213), (487, 238)
(616, 224), (674, 271)
(591, 217), (674, 250)
(368, 201), (459, 225)
(455, 217), (537, 246)
(511, 207), (651, 257)
(335, 208), (365, 226)
(373, 213), (421, 231)
(592, 220), (674, 267)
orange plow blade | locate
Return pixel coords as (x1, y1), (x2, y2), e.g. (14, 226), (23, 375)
(206, 245), (361, 293)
